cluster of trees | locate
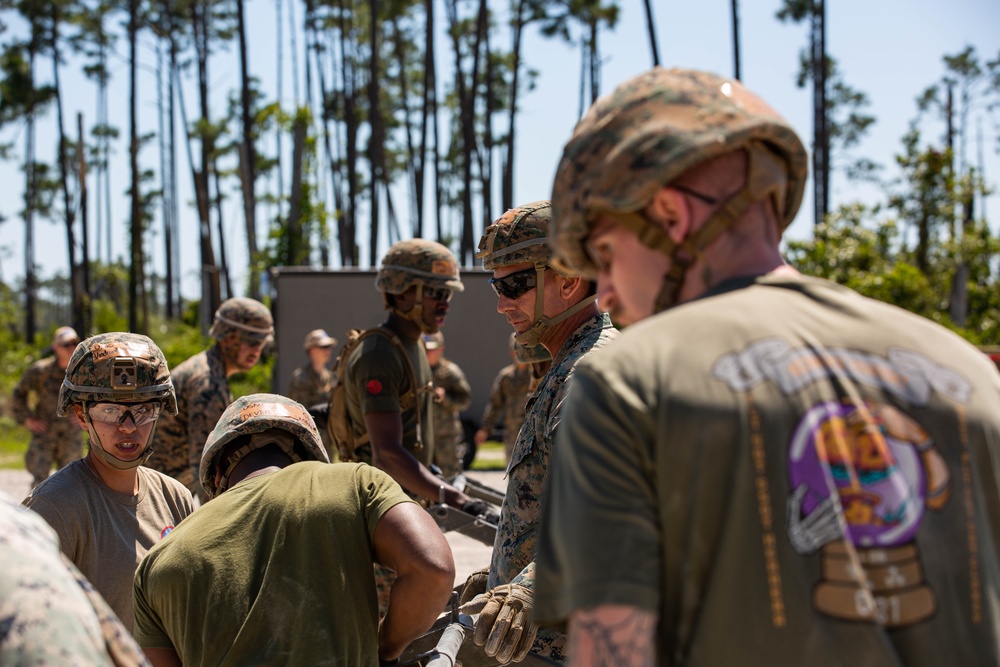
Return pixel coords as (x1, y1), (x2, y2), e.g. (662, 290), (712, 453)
(0, 0), (999, 351)
(1, 0), (647, 342)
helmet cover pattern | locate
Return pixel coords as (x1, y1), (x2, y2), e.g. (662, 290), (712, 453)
(200, 393), (329, 497)
(57, 332), (177, 417)
(209, 297), (275, 344)
(376, 239), (464, 295)
(477, 201), (555, 271)
(551, 67), (808, 276)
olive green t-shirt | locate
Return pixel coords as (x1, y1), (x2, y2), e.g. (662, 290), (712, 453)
(536, 274), (1000, 665)
(344, 328), (434, 467)
(134, 462), (414, 666)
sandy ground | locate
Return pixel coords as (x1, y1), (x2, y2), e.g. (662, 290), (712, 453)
(3, 465), (507, 587)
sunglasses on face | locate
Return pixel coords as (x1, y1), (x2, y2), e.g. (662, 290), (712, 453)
(88, 402), (161, 426)
(423, 286), (454, 303)
(488, 267), (538, 300)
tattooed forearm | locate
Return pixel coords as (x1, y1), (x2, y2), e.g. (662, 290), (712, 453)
(568, 605), (656, 667)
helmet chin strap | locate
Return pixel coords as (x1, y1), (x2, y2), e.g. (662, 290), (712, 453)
(514, 264), (598, 347)
(612, 142), (789, 314)
(393, 284), (440, 334)
(82, 405), (156, 471)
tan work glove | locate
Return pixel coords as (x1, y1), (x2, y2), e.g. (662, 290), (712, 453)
(460, 567), (490, 605)
(472, 583), (538, 664)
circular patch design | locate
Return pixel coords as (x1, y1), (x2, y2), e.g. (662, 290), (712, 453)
(367, 379), (383, 395)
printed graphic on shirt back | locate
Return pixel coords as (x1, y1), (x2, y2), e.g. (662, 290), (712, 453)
(787, 399), (949, 626)
(713, 339), (975, 630)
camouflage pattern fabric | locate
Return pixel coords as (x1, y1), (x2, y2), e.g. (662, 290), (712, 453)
(550, 67), (808, 277)
(56, 333), (177, 417)
(199, 393), (330, 498)
(286, 363), (335, 410)
(0, 493), (148, 666)
(430, 357), (472, 479)
(208, 297), (274, 343)
(487, 313), (618, 662)
(147, 345), (231, 494)
(287, 363), (336, 457)
(477, 201), (554, 270)
(12, 356), (84, 486)
(480, 364), (533, 463)
(376, 238), (465, 295)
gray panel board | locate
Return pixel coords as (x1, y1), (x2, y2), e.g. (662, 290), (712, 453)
(271, 268), (513, 428)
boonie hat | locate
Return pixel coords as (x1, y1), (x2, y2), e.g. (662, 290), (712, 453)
(304, 329), (337, 350)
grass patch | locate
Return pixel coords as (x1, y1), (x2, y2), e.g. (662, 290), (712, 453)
(469, 440), (506, 471)
(0, 416), (28, 470)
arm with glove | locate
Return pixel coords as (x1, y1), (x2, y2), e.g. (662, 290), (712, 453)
(463, 562), (539, 664)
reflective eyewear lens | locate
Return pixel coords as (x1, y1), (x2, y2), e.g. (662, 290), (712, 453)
(488, 268), (538, 300)
(88, 402), (161, 426)
(424, 286), (454, 303)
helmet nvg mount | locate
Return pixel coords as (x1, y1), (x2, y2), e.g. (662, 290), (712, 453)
(478, 200), (596, 347)
(209, 297), (275, 345)
(200, 393), (330, 498)
(551, 67), (808, 313)
(376, 238), (464, 334)
(58, 332), (177, 471)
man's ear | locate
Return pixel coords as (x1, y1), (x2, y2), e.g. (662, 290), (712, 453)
(647, 186), (691, 244)
(72, 404), (89, 431)
(558, 274), (586, 300)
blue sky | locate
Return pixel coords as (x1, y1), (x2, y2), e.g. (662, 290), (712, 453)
(1, 0), (998, 299)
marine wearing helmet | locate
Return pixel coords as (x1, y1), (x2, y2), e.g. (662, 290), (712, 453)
(550, 67), (808, 314)
(57, 332), (176, 471)
(200, 393), (329, 499)
(376, 239), (464, 334)
(477, 200), (597, 346)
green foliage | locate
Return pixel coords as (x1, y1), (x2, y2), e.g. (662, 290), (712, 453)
(785, 202), (1000, 345)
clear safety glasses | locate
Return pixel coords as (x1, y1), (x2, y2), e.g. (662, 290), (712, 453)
(88, 402), (161, 427)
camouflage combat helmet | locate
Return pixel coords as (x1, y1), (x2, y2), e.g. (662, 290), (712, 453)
(478, 200), (597, 347)
(376, 238), (464, 295)
(551, 67), (808, 311)
(58, 333), (177, 417)
(477, 201), (556, 272)
(376, 238), (464, 334)
(209, 297), (274, 344)
(58, 332), (176, 470)
(200, 393), (330, 498)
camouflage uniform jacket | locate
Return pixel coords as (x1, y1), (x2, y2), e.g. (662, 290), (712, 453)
(488, 312), (618, 661)
(12, 356), (83, 446)
(480, 363), (533, 450)
(430, 358), (472, 446)
(287, 363), (335, 410)
(147, 345), (230, 491)
(0, 493), (148, 666)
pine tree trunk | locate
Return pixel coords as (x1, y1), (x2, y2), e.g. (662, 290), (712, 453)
(128, 0), (143, 333)
(77, 112), (91, 333)
(236, 0), (259, 299)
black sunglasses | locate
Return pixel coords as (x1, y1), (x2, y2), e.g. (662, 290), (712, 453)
(488, 267), (537, 299)
(423, 286), (454, 302)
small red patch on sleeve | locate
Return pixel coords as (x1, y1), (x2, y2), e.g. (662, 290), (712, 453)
(366, 379), (383, 395)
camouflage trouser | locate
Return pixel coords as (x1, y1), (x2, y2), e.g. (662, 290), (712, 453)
(26, 435), (84, 487)
(434, 433), (463, 479)
(374, 562), (398, 619)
